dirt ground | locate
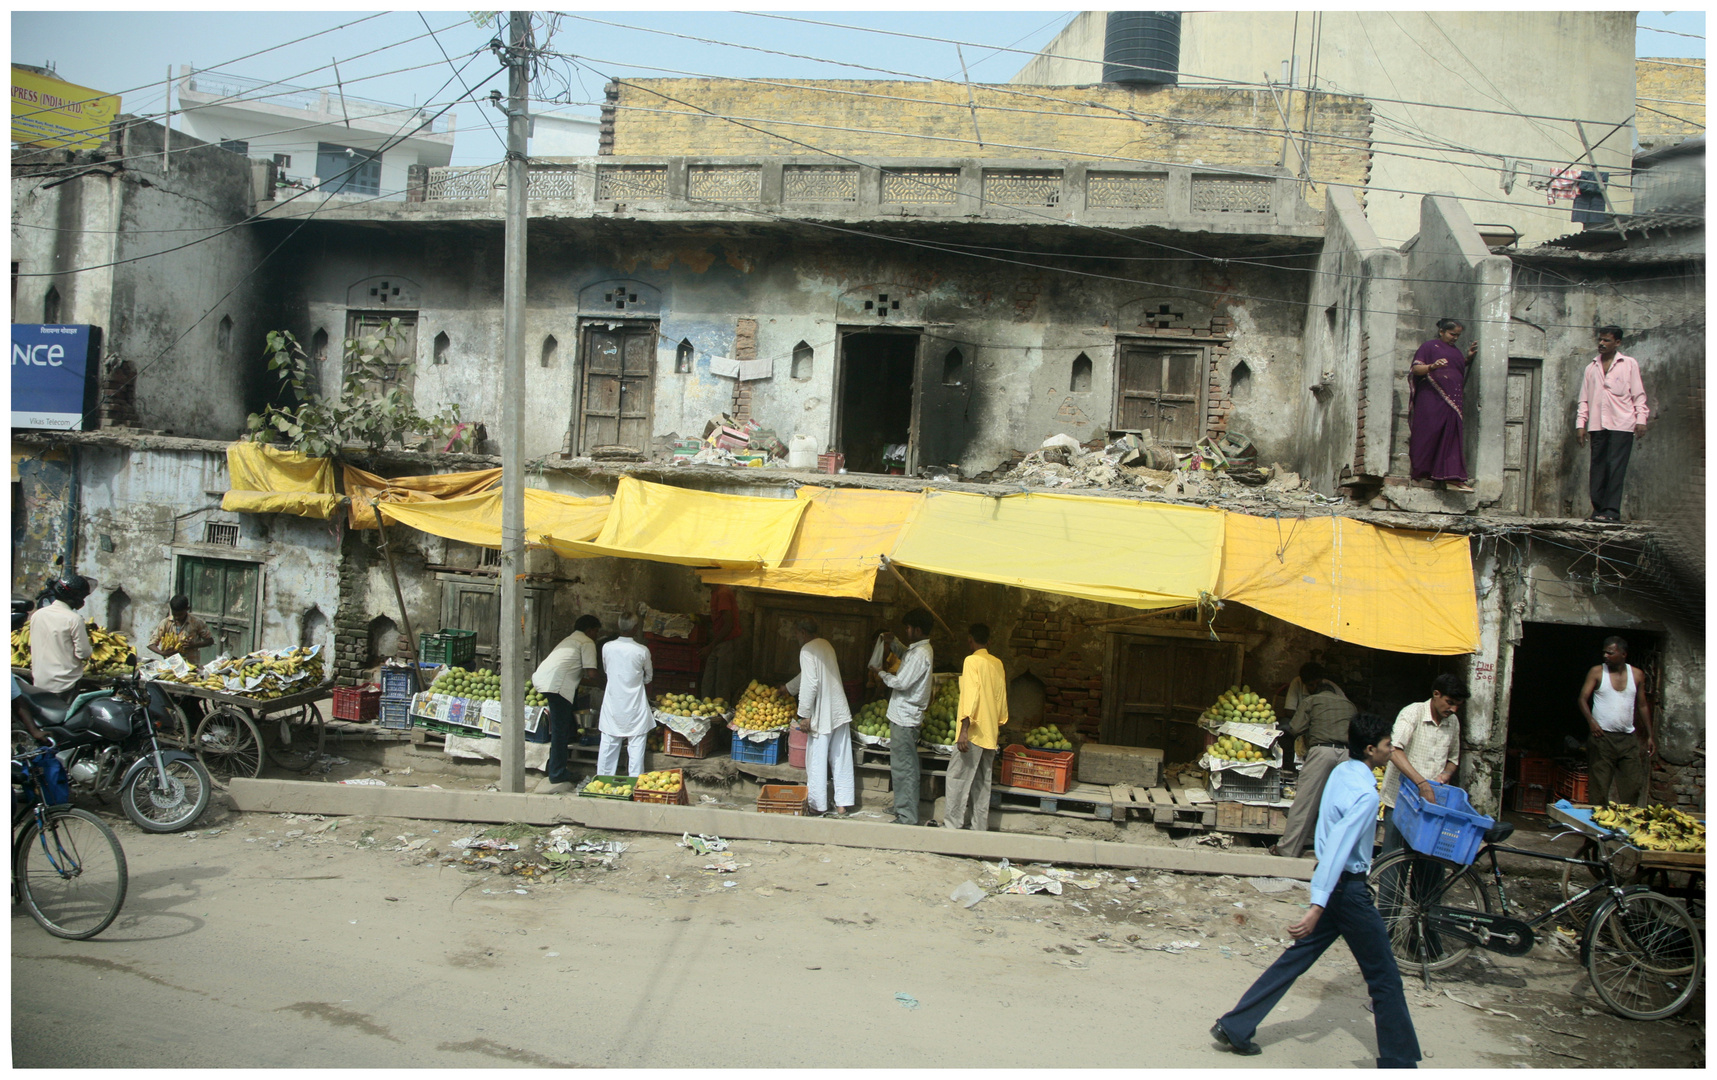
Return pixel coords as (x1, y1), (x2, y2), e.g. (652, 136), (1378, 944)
(11, 761), (1706, 1069)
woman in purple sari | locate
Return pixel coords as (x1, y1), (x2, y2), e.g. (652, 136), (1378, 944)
(1407, 318), (1479, 492)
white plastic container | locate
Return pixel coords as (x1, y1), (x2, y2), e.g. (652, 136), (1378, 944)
(787, 435), (819, 469)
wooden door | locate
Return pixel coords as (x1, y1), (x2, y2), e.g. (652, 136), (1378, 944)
(346, 311), (419, 402)
(1502, 360), (1541, 515)
(439, 576), (553, 670)
(1104, 632), (1242, 764)
(1115, 344), (1205, 446)
(176, 556), (259, 657)
(580, 322), (655, 453)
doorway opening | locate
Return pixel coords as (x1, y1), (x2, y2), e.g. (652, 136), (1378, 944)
(1505, 622), (1663, 758)
(837, 328), (918, 474)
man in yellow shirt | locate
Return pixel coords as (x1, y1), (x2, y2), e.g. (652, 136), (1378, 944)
(944, 624), (1008, 830)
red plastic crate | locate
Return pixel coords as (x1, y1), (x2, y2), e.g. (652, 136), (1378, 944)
(817, 452), (844, 474)
(1555, 766), (1589, 804)
(331, 684), (381, 721)
(1516, 754), (1554, 790)
(646, 634), (703, 673)
(999, 744), (1075, 794)
(1509, 783), (1549, 814)
(661, 725), (716, 759)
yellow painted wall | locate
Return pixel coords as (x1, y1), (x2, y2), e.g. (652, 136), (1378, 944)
(1635, 58), (1705, 152)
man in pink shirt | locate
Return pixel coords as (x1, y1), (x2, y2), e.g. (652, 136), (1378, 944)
(1576, 326), (1649, 522)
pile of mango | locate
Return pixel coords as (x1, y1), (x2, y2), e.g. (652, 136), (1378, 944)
(1200, 684), (1277, 728)
(733, 681), (796, 731)
(653, 693), (727, 718)
(636, 770), (682, 794)
(853, 698), (890, 738)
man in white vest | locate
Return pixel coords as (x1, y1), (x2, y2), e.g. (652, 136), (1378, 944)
(1577, 636), (1655, 805)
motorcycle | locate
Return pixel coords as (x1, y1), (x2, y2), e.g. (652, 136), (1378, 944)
(12, 671), (212, 833)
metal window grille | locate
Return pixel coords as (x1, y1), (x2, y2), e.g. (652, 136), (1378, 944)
(204, 522), (239, 546)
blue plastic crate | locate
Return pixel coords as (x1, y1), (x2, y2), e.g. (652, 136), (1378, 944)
(379, 665), (421, 702)
(730, 732), (787, 765)
(1396, 781), (1493, 865)
(377, 701), (413, 730)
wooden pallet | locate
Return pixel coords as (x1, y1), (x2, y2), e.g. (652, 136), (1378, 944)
(990, 781), (1116, 821)
(1116, 784), (1216, 829)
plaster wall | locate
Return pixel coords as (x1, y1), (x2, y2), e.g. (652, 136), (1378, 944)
(1018, 11), (1639, 245)
(1506, 259), (1705, 523)
(282, 224), (1313, 473)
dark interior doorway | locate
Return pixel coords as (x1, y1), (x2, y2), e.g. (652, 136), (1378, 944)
(838, 329), (917, 474)
(1506, 622), (1663, 757)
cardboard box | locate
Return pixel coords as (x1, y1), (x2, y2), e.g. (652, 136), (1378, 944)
(1077, 743), (1164, 788)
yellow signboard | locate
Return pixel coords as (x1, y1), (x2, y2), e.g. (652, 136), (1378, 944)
(12, 67), (120, 151)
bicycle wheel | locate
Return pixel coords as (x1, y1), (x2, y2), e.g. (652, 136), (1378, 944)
(1585, 889), (1703, 1020)
(264, 702), (325, 772)
(1370, 850), (1491, 972)
(16, 807), (129, 940)
(196, 707), (263, 781)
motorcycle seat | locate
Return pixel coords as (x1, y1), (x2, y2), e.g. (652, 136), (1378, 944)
(16, 682), (75, 727)
(1484, 821), (1515, 844)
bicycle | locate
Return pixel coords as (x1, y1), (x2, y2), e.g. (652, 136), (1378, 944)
(11, 744), (129, 939)
(1369, 801), (1702, 1021)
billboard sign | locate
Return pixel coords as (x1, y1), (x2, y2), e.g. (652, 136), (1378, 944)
(12, 67), (120, 151)
(12, 324), (100, 431)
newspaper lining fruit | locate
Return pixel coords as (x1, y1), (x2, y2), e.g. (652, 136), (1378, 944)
(141, 644), (324, 699)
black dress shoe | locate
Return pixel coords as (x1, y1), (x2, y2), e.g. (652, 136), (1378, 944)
(1211, 1021), (1262, 1056)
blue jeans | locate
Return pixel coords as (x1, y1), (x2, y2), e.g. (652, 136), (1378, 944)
(1218, 872), (1422, 1068)
(545, 692), (577, 784)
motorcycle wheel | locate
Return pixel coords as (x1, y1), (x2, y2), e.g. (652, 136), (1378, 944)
(120, 757), (212, 833)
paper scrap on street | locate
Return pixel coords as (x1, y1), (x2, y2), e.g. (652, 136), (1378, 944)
(678, 832), (730, 854)
(1246, 877), (1308, 893)
(451, 837), (519, 851)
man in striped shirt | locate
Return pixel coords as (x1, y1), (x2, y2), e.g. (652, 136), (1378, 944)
(1576, 326), (1650, 523)
(1212, 712), (1422, 1068)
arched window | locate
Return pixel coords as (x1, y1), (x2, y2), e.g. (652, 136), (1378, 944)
(1230, 360), (1252, 400)
(433, 331), (450, 365)
(942, 348), (964, 386)
(1069, 353), (1092, 392)
(42, 285), (60, 324)
(676, 339), (694, 374)
(106, 588), (131, 638)
(310, 327), (329, 361)
(217, 315), (233, 356)
(791, 341), (813, 380)
(541, 334), (558, 368)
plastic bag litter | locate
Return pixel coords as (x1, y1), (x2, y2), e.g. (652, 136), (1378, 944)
(950, 880), (987, 908)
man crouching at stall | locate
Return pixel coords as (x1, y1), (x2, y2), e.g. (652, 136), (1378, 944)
(1211, 712), (1423, 1068)
(786, 618), (854, 817)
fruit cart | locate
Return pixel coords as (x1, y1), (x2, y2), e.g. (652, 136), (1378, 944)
(153, 681), (330, 781)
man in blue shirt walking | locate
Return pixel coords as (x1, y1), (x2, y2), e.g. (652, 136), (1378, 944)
(1211, 712), (1422, 1068)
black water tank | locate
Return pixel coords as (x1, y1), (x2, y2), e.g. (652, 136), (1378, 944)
(1103, 11), (1180, 86)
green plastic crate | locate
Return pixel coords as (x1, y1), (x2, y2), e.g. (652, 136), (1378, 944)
(418, 628), (477, 667)
(579, 774), (636, 800)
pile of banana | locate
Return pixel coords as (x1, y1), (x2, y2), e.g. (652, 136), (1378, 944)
(11, 621), (136, 674)
(149, 645), (326, 699)
(1592, 802), (1706, 853)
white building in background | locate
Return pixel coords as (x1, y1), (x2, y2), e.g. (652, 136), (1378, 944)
(174, 66), (456, 200)
(530, 108), (600, 157)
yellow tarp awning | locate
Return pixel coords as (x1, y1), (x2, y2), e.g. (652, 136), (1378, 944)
(377, 487), (611, 549)
(344, 465), (502, 529)
(699, 486), (921, 600)
(1217, 513), (1480, 655)
(220, 442), (341, 519)
(887, 490), (1225, 610)
(546, 476), (807, 569)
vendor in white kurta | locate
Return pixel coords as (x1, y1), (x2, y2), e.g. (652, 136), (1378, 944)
(596, 614), (654, 777)
(785, 618), (855, 816)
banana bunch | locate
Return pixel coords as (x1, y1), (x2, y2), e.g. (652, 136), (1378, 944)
(11, 623), (30, 667)
(202, 645), (326, 699)
(86, 622), (137, 674)
(157, 627), (187, 653)
(1592, 802), (1705, 853)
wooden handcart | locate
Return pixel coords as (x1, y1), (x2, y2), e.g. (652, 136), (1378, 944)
(152, 681), (329, 781)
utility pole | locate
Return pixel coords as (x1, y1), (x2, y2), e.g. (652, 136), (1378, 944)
(498, 11), (530, 792)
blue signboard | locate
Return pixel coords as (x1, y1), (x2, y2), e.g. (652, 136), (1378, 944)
(11, 324), (99, 430)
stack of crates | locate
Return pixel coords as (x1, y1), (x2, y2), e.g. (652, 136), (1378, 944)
(378, 662), (417, 730)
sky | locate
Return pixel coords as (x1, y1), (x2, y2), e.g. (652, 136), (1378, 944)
(11, 8), (1707, 168)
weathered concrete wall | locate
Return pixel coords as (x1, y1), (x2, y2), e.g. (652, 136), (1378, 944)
(10, 120), (276, 442)
(1507, 257), (1705, 523)
(1294, 186), (1403, 491)
(279, 223), (1315, 474)
(605, 79), (1372, 209)
(11, 444), (340, 657)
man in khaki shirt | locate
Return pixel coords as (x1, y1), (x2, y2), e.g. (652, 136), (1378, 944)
(148, 595), (215, 668)
(943, 624), (1008, 831)
(1272, 664), (1358, 858)
(1380, 673), (1467, 855)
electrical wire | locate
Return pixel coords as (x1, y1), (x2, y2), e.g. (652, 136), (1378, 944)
(17, 52), (503, 279)
(1636, 23), (1705, 40)
(420, 11), (507, 156)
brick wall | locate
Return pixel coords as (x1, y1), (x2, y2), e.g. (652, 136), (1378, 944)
(605, 79), (1372, 206)
(1007, 607), (1104, 739)
(1635, 59), (1705, 152)
(731, 317), (758, 420)
(1353, 330), (1369, 472)
(1651, 754), (1706, 813)
(331, 531), (375, 687)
